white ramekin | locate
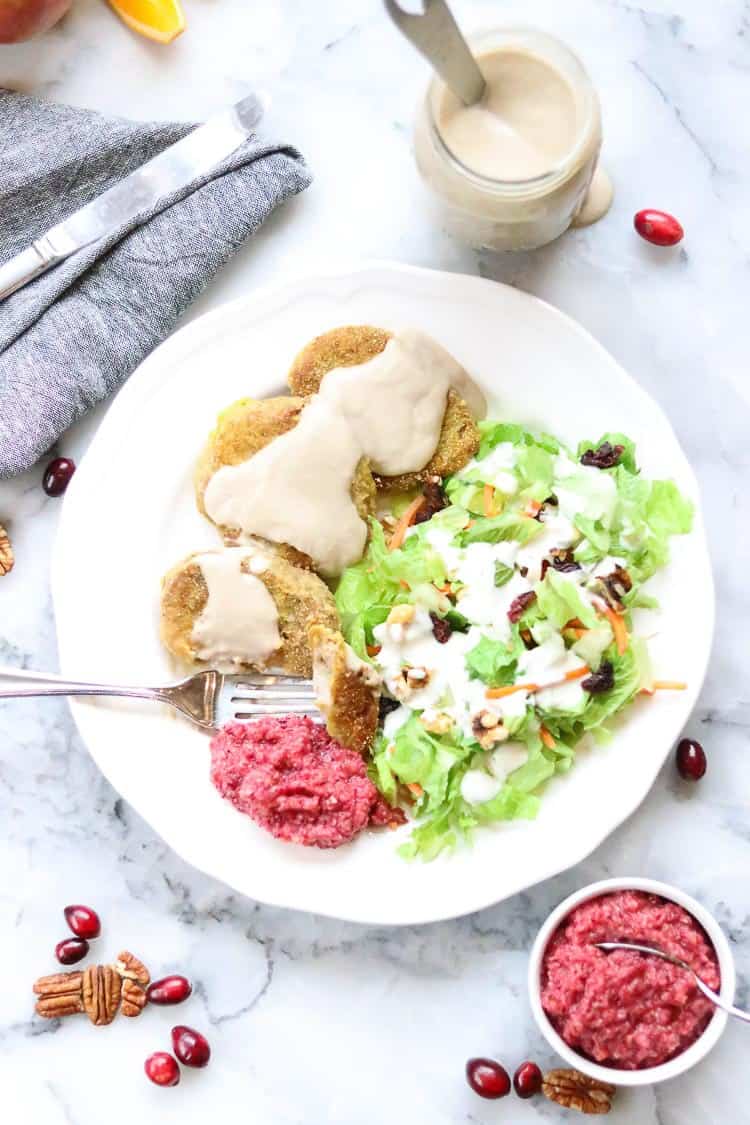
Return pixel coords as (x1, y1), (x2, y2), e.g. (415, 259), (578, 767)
(528, 876), (735, 1087)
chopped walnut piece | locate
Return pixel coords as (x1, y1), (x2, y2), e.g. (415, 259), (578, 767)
(387, 604), (415, 626)
(0, 523), (13, 577)
(419, 711), (453, 734)
(542, 1069), (615, 1115)
(471, 712), (509, 750)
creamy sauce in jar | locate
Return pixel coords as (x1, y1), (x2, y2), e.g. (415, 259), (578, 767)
(203, 329), (485, 576)
(437, 48), (580, 182)
(414, 28), (610, 251)
(191, 549), (281, 669)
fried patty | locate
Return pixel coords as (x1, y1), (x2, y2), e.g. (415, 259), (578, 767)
(161, 548), (338, 676)
(287, 325), (480, 490)
(309, 624), (381, 755)
(194, 395), (377, 569)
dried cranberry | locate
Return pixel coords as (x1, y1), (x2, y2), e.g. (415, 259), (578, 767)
(508, 591), (536, 623)
(378, 696), (400, 723)
(430, 612), (452, 644)
(634, 208), (684, 247)
(63, 904), (101, 940)
(147, 975), (193, 1005)
(551, 548), (581, 573)
(55, 937), (89, 966)
(580, 442), (624, 470)
(513, 1061), (543, 1099)
(676, 738), (706, 781)
(43, 457), (76, 497)
(172, 1025), (211, 1068)
(413, 479), (447, 525)
(582, 661), (614, 694)
(465, 1058), (511, 1099)
(144, 1052), (180, 1087)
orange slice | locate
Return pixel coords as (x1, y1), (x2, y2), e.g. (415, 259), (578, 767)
(107, 0), (186, 44)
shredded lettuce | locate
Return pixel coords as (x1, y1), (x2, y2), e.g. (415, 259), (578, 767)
(335, 419), (695, 861)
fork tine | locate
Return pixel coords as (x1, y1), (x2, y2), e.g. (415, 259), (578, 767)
(230, 688), (317, 703)
(232, 705), (322, 720)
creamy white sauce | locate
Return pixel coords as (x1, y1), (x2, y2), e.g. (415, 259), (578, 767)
(572, 167), (614, 228)
(454, 544), (527, 632)
(461, 742), (529, 805)
(515, 511), (579, 584)
(519, 634), (587, 712)
(203, 329), (485, 577)
(437, 48), (580, 182)
(190, 549), (281, 669)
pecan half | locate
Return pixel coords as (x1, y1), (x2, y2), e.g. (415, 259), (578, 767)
(508, 591), (536, 623)
(542, 1069), (615, 1115)
(114, 950), (150, 986)
(82, 964), (121, 1026)
(121, 978), (148, 1018)
(34, 971), (84, 1018)
(0, 524), (13, 577)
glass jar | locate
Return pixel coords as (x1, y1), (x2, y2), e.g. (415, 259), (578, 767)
(413, 28), (604, 252)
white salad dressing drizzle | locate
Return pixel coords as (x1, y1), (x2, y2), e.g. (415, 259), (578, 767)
(203, 329), (485, 577)
(460, 743), (529, 806)
(190, 549), (281, 668)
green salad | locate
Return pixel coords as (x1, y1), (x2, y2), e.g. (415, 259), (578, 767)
(335, 422), (694, 860)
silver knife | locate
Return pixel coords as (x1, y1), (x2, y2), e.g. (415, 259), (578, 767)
(0, 92), (266, 303)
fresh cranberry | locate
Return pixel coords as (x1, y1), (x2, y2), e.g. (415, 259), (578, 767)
(676, 738), (706, 781)
(513, 1060), (543, 1099)
(55, 937), (89, 965)
(634, 209), (684, 247)
(147, 975), (193, 1005)
(63, 904), (101, 940)
(43, 457), (76, 497)
(144, 1052), (180, 1087)
(465, 1058), (511, 1099)
(172, 1025), (211, 1068)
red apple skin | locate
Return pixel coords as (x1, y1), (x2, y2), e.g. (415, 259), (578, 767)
(0, 0), (72, 43)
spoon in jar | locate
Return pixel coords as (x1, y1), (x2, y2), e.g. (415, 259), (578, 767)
(596, 942), (750, 1024)
(383, 0), (486, 106)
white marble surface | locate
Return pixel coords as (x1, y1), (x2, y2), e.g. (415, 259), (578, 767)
(1, 1), (749, 1122)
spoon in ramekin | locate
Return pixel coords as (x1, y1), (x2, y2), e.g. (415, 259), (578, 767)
(596, 942), (750, 1024)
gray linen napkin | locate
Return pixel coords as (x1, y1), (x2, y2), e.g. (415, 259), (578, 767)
(0, 90), (311, 478)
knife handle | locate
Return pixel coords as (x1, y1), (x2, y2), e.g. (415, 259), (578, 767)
(0, 237), (67, 302)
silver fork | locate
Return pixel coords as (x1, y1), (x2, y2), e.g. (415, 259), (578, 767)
(0, 666), (320, 732)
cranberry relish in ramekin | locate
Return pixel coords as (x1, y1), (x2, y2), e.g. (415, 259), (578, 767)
(540, 889), (720, 1071)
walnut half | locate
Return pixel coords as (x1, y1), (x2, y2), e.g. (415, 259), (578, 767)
(542, 1069), (616, 1115)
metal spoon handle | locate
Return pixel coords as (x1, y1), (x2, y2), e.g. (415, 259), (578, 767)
(383, 0), (486, 106)
(596, 942), (750, 1025)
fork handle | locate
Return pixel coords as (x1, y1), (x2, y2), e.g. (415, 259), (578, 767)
(0, 665), (165, 703)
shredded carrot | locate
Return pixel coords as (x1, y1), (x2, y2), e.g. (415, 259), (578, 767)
(486, 682), (538, 699)
(601, 606), (628, 654)
(464, 519), (476, 530)
(564, 627), (588, 640)
(388, 495), (424, 551)
(483, 483), (496, 518)
(434, 583), (452, 595)
(366, 644), (381, 657)
(407, 782), (424, 797)
(524, 499), (542, 518)
(565, 618), (585, 630)
(399, 578), (410, 590)
(641, 680), (687, 695)
(486, 665), (588, 700)
(539, 725), (556, 750)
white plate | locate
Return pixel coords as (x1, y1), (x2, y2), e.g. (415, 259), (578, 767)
(52, 262), (714, 926)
